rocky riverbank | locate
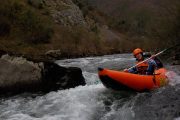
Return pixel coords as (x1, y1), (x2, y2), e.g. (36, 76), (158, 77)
(0, 54), (86, 96)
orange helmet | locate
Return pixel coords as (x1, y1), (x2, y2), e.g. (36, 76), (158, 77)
(133, 48), (143, 56)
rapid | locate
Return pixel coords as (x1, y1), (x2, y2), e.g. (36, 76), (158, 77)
(0, 54), (180, 120)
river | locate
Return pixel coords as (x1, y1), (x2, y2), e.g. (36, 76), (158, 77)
(0, 54), (180, 120)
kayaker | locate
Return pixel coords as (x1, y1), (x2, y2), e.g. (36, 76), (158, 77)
(143, 52), (163, 68)
(124, 48), (163, 75)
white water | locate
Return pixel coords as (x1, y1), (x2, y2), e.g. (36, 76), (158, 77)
(0, 54), (180, 120)
(0, 84), (136, 120)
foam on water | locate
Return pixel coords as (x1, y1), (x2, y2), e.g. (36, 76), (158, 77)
(1, 54), (179, 120)
(0, 82), (137, 120)
(166, 71), (180, 85)
(82, 71), (100, 85)
(175, 117), (180, 120)
(0, 84), (135, 120)
(166, 65), (180, 86)
(56, 58), (90, 68)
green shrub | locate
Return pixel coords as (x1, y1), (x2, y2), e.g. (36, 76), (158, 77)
(27, 0), (44, 9)
(0, 0), (53, 44)
(0, 20), (11, 36)
(18, 9), (53, 43)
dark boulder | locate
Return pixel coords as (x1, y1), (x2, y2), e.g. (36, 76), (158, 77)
(0, 50), (7, 57)
(42, 62), (86, 92)
(0, 55), (86, 96)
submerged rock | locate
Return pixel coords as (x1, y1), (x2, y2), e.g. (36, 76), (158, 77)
(0, 55), (86, 95)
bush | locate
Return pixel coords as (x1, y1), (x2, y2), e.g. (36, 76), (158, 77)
(0, 19), (11, 36)
(0, 0), (53, 44)
(18, 9), (53, 43)
(27, 0), (44, 9)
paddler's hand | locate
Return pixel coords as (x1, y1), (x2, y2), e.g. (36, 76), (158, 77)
(124, 69), (129, 72)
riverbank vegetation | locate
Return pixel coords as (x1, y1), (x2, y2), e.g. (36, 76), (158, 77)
(0, 0), (179, 59)
(74, 0), (180, 50)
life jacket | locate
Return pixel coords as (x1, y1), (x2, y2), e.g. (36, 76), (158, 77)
(136, 61), (149, 75)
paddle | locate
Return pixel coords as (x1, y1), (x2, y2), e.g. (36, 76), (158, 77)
(127, 43), (180, 71)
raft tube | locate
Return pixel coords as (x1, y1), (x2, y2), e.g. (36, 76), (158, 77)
(98, 68), (168, 91)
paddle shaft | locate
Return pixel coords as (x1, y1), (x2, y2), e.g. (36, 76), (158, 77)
(127, 43), (180, 70)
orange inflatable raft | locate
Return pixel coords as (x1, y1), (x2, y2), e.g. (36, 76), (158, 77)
(98, 68), (169, 91)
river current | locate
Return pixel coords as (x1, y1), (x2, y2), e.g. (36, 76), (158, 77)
(0, 54), (180, 120)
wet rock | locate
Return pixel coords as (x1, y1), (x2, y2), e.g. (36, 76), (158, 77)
(0, 55), (42, 94)
(45, 49), (61, 59)
(42, 62), (86, 91)
(0, 50), (7, 57)
(0, 55), (86, 95)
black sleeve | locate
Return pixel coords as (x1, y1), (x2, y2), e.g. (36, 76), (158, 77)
(154, 57), (163, 68)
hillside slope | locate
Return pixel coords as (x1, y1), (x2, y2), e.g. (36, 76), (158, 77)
(0, 0), (115, 59)
(0, 0), (179, 60)
(75, 0), (180, 49)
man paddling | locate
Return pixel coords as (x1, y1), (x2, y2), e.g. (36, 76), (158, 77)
(124, 48), (163, 75)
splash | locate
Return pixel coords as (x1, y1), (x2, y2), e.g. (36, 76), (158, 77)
(166, 65), (180, 85)
(175, 117), (180, 120)
(82, 71), (100, 85)
(1, 54), (179, 120)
